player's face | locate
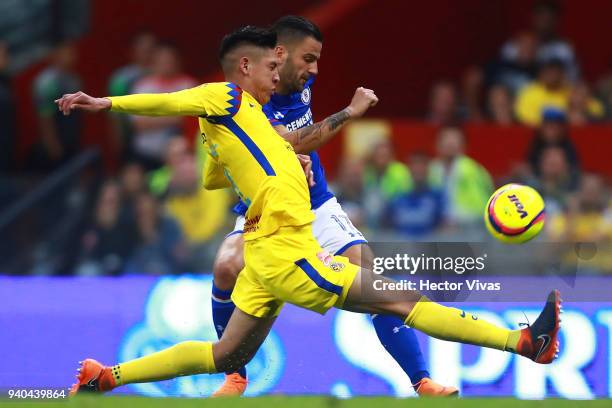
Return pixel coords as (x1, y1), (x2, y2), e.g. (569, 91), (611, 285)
(250, 49), (280, 104)
(279, 36), (322, 93)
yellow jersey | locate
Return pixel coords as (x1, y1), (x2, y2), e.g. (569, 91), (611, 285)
(109, 82), (314, 240)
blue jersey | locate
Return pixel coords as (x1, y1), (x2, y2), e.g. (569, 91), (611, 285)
(232, 77), (334, 216)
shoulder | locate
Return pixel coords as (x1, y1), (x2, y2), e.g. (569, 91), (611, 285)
(132, 75), (159, 93)
(34, 68), (57, 88)
(389, 161), (410, 177)
(110, 65), (137, 79)
(518, 82), (543, 97)
(196, 82), (243, 117)
(172, 74), (198, 90)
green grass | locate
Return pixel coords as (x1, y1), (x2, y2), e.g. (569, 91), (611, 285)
(1, 396), (611, 408)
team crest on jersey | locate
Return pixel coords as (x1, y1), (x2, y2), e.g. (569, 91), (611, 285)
(330, 262), (345, 272)
(301, 87), (311, 105)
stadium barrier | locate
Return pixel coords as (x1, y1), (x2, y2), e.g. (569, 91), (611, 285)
(2, 274), (611, 398)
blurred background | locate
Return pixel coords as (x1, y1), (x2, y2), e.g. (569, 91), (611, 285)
(2, 0), (612, 399)
(2, 0), (612, 276)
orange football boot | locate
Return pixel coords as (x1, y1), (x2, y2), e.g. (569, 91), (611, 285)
(415, 378), (459, 397)
(513, 290), (562, 364)
(211, 373), (248, 397)
(69, 359), (116, 396)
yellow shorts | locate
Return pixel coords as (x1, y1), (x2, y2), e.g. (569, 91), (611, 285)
(231, 224), (360, 318)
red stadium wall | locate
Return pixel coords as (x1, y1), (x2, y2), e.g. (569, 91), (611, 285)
(13, 0), (612, 173)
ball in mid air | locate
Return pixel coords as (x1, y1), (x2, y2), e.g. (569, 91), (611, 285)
(484, 183), (545, 244)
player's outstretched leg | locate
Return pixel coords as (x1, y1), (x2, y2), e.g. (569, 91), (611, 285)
(70, 308), (275, 396)
(342, 271), (561, 364)
(210, 232), (248, 397)
(343, 244), (458, 396)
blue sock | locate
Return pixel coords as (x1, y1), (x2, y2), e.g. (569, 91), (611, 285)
(211, 283), (247, 379)
(372, 314), (429, 387)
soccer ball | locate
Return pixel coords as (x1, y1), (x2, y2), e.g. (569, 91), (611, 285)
(484, 183), (545, 244)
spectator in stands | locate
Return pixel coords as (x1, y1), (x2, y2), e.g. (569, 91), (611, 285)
(127, 192), (186, 275)
(76, 181), (137, 276)
(459, 66), (485, 121)
(530, 146), (577, 214)
(107, 30), (158, 161)
(486, 84), (515, 125)
(0, 42), (16, 173)
(119, 162), (146, 220)
(333, 158), (366, 229)
(489, 31), (539, 94)
(531, 0), (578, 80)
(363, 139), (412, 228)
(515, 58), (569, 126)
(429, 127), (493, 227)
(130, 42), (196, 170)
(567, 81), (605, 125)
(384, 152), (445, 239)
(29, 42), (82, 171)
(527, 108), (579, 181)
(501, 0), (578, 81)
(165, 154), (229, 270)
(427, 80), (460, 126)
(547, 174), (612, 270)
(149, 137), (189, 197)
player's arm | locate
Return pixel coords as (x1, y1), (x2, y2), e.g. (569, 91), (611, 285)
(279, 87), (378, 154)
(55, 85), (214, 117)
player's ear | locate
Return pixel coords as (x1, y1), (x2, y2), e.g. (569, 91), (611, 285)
(238, 56), (249, 75)
(275, 45), (286, 59)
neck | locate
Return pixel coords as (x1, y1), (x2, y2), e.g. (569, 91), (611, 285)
(275, 81), (291, 96)
(226, 75), (254, 95)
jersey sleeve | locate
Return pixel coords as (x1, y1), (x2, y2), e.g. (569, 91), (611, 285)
(108, 82), (238, 118)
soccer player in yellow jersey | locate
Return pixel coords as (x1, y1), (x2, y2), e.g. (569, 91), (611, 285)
(57, 26), (561, 396)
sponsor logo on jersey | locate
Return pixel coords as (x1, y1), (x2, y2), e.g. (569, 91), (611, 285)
(285, 108), (313, 132)
(243, 215), (261, 233)
(317, 251), (333, 266)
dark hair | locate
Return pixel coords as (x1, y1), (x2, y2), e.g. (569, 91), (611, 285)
(272, 15), (323, 43)
(218, 26), (277, 61)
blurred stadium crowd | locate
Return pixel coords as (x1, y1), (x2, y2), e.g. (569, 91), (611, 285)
(1, 1), (612, 276)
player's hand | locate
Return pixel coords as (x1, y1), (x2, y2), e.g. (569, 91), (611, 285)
(296, 154), (315, 187)
(346, 87), (379, 119)
(55, 91), (111, 115)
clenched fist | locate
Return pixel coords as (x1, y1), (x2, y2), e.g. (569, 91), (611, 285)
(346, 87), (379, 119)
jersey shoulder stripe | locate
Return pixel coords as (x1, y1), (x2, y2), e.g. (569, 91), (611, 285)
(217, 115), (276, 176)
(204, 82), (276, 177)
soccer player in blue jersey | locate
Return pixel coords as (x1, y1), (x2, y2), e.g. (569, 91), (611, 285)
(210, 16), (457, 397)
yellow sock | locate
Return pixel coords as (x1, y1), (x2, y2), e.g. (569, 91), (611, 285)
(405, 296), (513, 350)
(112, 341), (216, 385)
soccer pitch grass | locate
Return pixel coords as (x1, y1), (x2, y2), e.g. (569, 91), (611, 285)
(3, 396), (611, 408)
